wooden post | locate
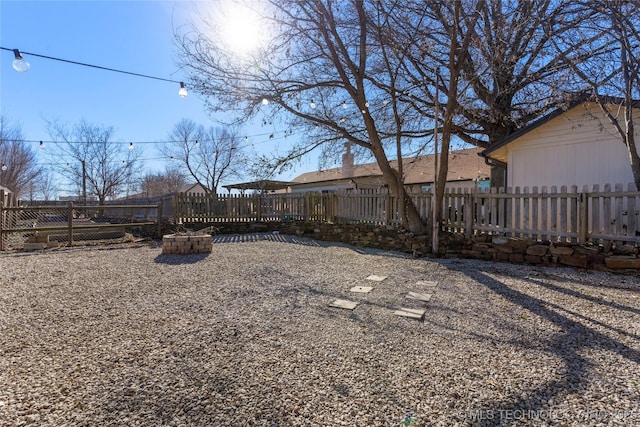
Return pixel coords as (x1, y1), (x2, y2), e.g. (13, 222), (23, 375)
(173, 194), (179, 225)
(67, 202), (74, 247)
(304, 192), (310, 221)
(0, 189), (5, 251)
(578, 186), (588, 244)
(464, 191), (473, 236)
(627, 182), (637, 240)
(560, 185), (568, 243)
(157, 200), (163, 238)
(385, 191), (392, 226)
(332, 194), (338, 223)
(256, 194), (262, 222)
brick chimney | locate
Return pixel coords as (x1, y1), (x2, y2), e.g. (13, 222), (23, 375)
(341, 142), (354, 178)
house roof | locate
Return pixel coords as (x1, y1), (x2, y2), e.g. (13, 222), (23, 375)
(223, 179), (296, 191)
(482, 94), (640, 161)
(292, 147), (490, 186)
(179, 183), (208, 193)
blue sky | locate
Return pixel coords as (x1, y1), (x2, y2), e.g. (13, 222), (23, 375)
(1, 0), (319, 194)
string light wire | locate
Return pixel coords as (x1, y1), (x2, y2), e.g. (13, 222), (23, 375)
(0, 46), (187, 93)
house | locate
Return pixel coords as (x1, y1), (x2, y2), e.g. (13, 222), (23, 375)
(177, 182), (209, 196)
(288, 146), (491, 193)
(481, 97), (640, 190)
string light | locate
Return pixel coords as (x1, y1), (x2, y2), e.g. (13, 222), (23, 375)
(1, 46), (187, 97)
(16, 91), (405, 159)
(11, 49), (29, 72)
(310, 100), (316, 109)
(1, 163), (7, 171)
(178, 82), (188, 98)
(39, 141), (44, 150)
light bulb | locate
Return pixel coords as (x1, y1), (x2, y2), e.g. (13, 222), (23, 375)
(342, 101), (348, 109)
(178, 82), (188, 98)
(129, 142), (134, 151)
(310, 101), (316, 109)
(39, 141), (44, 150)
(1, 163), (7, 171)
(12, 49), (30, 72)
(262, 98), (269, 105)
(195, 140), (200, 148)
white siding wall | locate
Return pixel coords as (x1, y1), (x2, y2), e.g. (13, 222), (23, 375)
(507, 103), (640, 190)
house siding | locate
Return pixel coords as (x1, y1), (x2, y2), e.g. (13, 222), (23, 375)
(506, 103), (640, 190)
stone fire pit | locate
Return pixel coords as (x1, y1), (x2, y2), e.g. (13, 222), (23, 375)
(162, 233), (212, 255)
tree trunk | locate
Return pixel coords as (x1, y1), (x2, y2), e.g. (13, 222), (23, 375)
(369, 143), (426, 234)
(624, 117), (640, 191)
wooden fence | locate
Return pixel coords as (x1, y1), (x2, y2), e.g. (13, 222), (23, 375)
(174, 184), (640, 245)
(174, 192), (334, 223)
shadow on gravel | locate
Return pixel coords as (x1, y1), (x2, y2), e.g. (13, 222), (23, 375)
(153, 253), (210, 265)
(446, 263), (640, 425)
(212, 233), (410, 257)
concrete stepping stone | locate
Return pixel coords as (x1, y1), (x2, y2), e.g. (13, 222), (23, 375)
(406, 291), (432, 302)
(394, 307), (425, 320)
(366, 275), (387, 282)
(350, 286), (373, 293)
(415, 280), (438, 287)
(329, 299), (359, 310)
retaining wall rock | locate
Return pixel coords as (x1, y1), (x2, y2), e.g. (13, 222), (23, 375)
(189, 221), (640, 273)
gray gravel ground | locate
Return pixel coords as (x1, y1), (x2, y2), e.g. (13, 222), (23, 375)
(1, 234), (639, 426)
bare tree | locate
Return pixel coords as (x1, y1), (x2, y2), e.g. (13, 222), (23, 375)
(176, 0), (433, 232)
(0, 116), (42, 199)
(140, 165), (188, 197)
(47, 119), (141, 205)
(35, 169), (58, 201)
(175, 0), (606, 239)
(163, 119), (244, 194)
(22, 169), (57, 201)
(392, 1), (602, 187)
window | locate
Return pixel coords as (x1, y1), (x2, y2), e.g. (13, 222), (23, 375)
(477, 179), (490, 190)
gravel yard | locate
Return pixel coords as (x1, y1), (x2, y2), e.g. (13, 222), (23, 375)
(1, 234), (640, 426)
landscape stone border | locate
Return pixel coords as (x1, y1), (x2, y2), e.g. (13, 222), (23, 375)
(183, 220), (640, 273)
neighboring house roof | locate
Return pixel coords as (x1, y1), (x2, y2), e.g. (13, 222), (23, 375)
(291, 147), (490, 186)
(179, 183), (208, 194)
(482, 94), (640, 162)
(223, 180), (296, 191)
